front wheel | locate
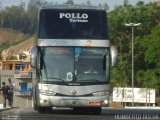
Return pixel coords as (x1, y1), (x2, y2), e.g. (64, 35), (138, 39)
(73, 107), (101, 115)
(33, 103), (38, 111)
(38, 106), (46, 113)
(92, 107), (101, 115)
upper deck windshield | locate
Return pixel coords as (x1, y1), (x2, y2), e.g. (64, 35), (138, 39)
(38, 9), (108, 39)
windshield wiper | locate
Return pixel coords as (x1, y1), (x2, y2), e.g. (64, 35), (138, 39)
(47, 77), (66, 82)
(92, 79), (104, 83)
(78, 79), (104, 83)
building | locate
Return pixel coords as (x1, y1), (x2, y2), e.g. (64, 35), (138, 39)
(0, 58), (34, 96)
(0, 58), (35, 107)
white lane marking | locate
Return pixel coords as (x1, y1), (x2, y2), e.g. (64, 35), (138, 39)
(16, 108), (25, 120)
(1, 108), (25, 120)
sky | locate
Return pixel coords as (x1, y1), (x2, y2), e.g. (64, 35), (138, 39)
(1, 0), (157, 10)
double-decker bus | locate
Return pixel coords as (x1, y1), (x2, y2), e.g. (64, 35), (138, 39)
(31, 4), (118, 114)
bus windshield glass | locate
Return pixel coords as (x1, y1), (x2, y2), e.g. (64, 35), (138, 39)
(39, 47), (109, 84)
(38, 9), (108, 39)
(76, 48), (109, 83)
(40, 47), (74, 82)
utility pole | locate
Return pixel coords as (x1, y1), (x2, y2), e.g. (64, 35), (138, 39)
(125, 23), (141, 107)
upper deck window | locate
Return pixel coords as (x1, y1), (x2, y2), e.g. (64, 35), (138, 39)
(38, 9), (108, 39)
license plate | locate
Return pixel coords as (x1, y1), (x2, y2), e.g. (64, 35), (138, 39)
(88, 102), (101, 106)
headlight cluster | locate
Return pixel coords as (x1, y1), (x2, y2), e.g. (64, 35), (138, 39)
(92, 91), (109, 96)
(39, 90), (56, 96)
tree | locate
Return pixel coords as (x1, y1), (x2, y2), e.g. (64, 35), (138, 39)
(65, 0), (74, 5)
(109, 1), (160, 91)
(27, 0), (43, 34)
(144, 25), (160, 68)
(136, 1), (144, 6)
(7, 55), (17, 60)
(136, 70), (146, 87)
(0, 0), (4, 27)
(0, 0), (2, 10)
(123, 0), (129, 6)
(102, 3), (109, 10)
(136, 70), (158, 89)
(86, 0), (91, 6)
(136, 69), (158, 106)
(0, 41), (10, 53)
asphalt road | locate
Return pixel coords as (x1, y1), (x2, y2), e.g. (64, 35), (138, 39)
(0, 107), (160, 120)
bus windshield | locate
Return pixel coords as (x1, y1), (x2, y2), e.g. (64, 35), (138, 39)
(39, 47), (109, 84)
(38, 9), (108, 39)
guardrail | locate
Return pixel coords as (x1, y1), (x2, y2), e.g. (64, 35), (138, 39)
(14, 91), (32, 96)
(14, 71), (35, 78)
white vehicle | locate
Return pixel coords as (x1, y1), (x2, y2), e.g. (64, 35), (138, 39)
(31, 4), (118, 114)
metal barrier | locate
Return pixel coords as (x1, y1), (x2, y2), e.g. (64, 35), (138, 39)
(14, 91), (32, 96)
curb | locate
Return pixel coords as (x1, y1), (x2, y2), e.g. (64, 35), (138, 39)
(0, 107), (18, 112)
(125, 106), (160, 109)
(102, 107), (160, 110)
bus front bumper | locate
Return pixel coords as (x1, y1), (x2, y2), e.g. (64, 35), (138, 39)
(38, 95), (109, 107)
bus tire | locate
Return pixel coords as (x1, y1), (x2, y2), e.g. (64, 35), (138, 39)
(73, 107), (81, 111)
(38, 106), (46, 113)
(34, 103), (38, 111)
(46, 107), (52, 113)
(92, 107), (101, 115)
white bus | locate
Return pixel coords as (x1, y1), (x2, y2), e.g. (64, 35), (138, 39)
(31, 4), (118, 114)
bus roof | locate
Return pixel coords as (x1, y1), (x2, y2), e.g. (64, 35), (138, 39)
(40, 4), (107, 11)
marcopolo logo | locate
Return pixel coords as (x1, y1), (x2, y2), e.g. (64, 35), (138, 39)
(59, 13), (88, 23)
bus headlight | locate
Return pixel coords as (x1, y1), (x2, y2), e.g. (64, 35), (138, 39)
(39, 90), (56, 96)
(104, 99), (108, 104)
(92, 91), (109, 96)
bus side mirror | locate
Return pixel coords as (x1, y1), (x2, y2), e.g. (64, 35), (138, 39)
(30, 46), (38, 68)
(110, 46), (118, 67)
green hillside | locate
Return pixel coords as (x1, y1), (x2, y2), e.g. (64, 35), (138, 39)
(0, 28), (35, 59)
(0, 28), (22, 43)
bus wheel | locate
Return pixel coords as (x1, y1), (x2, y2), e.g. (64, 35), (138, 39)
(46, 107), (52, 113)
(34, 103), (38, 111)
(92, 107), (101, 115)
(73, 107), (80, 111)
(38, 106), (46, 113)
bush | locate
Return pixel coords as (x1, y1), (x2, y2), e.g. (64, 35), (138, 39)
(155, 97), (160, 106)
